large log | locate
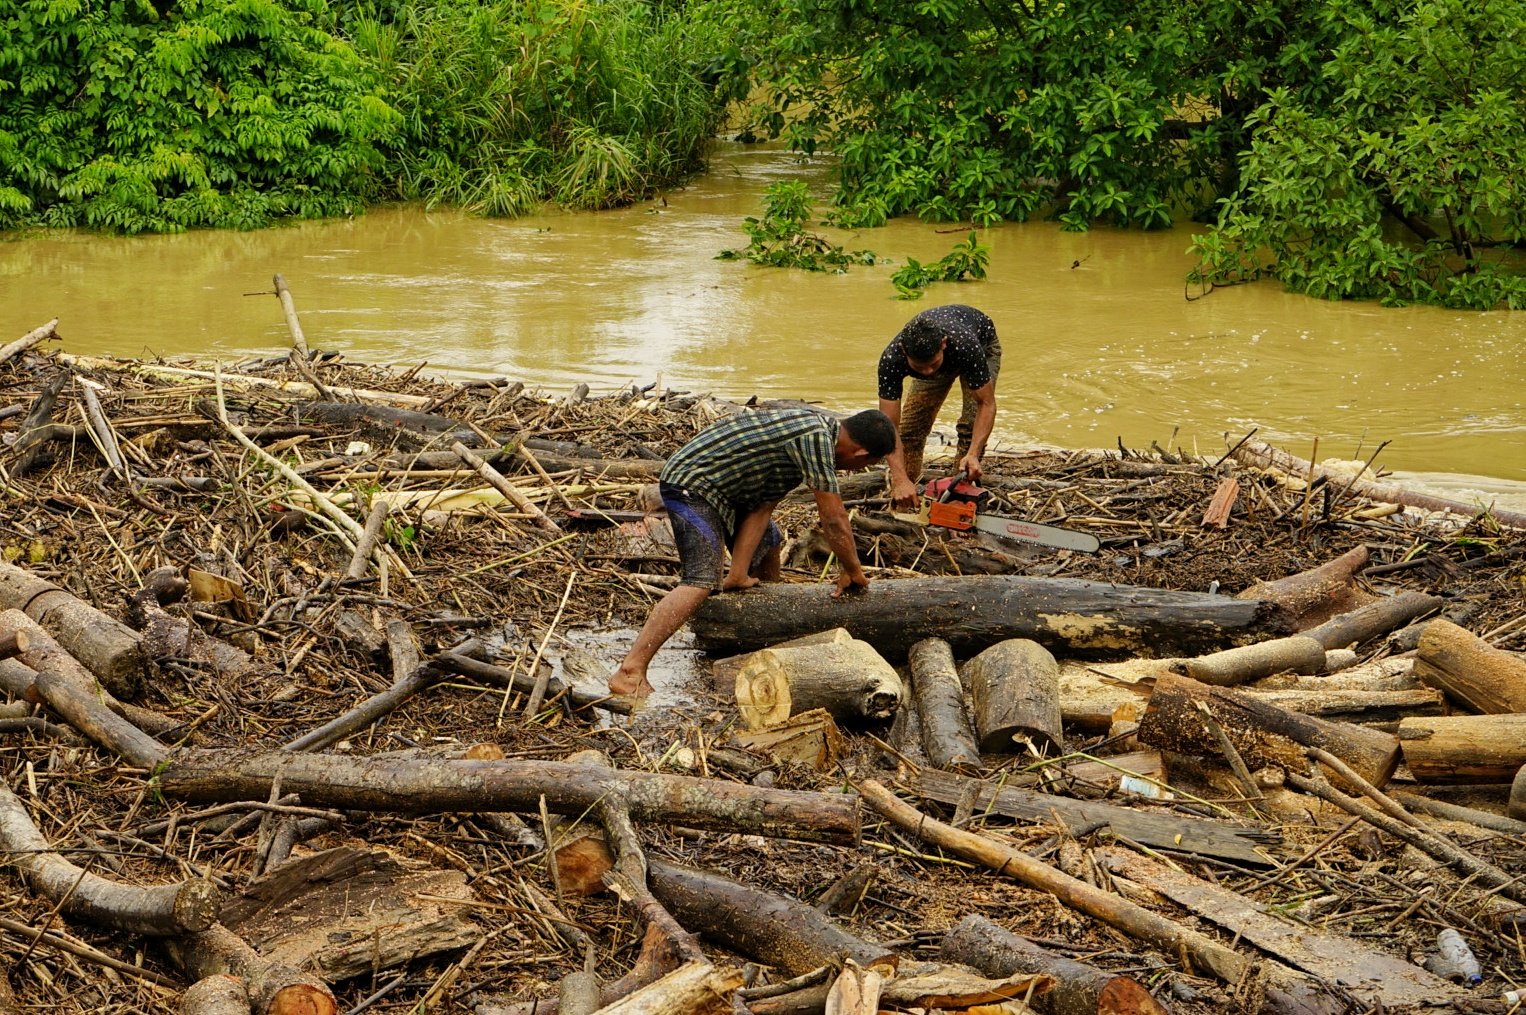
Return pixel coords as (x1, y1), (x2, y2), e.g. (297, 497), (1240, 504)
(1137, 673), (1401, 787)
(0, 564), (147, 698)
(1413, 619), (1526, 714)
(961, 639), (1062, 755)
(907, 639), (981, 772)
(0, 780), (219, 935)
(0, 623), (176, 737)
(1396, 714), (1526, 783)
(940, 914), (1170, 1015)
(710, 628), (854, 696)
(1297, 590), (1443, 651)
(1248, 686), (1444, 724)
(155, 750), (860, 845)
(1234, 546), (1373, 628)
(734, 639), (902, 729)
(691, 576), (1291, 660)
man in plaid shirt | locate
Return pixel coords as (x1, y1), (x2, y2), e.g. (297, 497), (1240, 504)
(609, 407), (897, 698)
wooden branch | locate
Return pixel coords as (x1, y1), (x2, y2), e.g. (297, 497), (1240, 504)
(1176, 635), (1327, 687)
(1512, 765), (1526, 822)
(8, 368), (68, 476)
(434, 649), (631, 715)
(281, 663), (445, 752)
(164, 924), (337, 1015)
(592, 960), (742, 1015)
(58, 354), (436, 408)
(1200, 476), (1239, 529)
(1298, 590), (1444, 650)
(271, 275), (310, 358)
(0, 318), (57, 366)
(0, 562), (148, 699)
(451, 441), (561, 533)
(344, 499), (390, 580)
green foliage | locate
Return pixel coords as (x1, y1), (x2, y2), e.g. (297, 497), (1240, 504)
(716, 181), (877, 271)
(0, 0), (398, 233)
(1189, 0), (1526, 309)
(890, 232), (989, 299)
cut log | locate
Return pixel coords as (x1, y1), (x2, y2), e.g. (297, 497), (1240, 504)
(691, 576), (1292, 660)
(940, 914), (1170, 1015)
(181, 975), (251, 1015)
(1054, 662), (1160, 733)
(1248, 687), (1444, 724)
(908, 638), (981, 772)
(125, 585), (266, 681)
(1397, 714), (1526, 783)
(1177, 635), (1326, 687)
(0, 780), (219, 935)
(1251, 655), (1418, 692)
(1137, 673), (1401, 787)
(1296, 590), (1443, 651)
(1234, 546), (1373, 628)
(1414, 619), (1526, 714)
(732, 708), (845, 771)
(0, 562), (147, 698)
(155, 750), (861, 845)
(710, 628), (853, 697)
(961, 640), (1062, 755)
(734, 639), (902, 729)
(1512, 765), (1526, 821)
(592, 961), (742, 1015)
(30, 658), (168, 769)
(164, 925), (337, 1015)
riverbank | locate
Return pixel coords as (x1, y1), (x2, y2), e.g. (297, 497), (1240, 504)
(3, 336), (1524, 1014)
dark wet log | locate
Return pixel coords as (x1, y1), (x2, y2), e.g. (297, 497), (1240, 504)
(691, 576), (1291, 660)
(1397, 714), (1526, 782)
(125, 585), (265, 682)
(907, 639), (981, 772)
(0, 780), (219, 935)
(1512, 765), (1526, 821)
(1235, 546), (1373, 628)
(734, 639), (902, 729)
(647, 860), (889, 975)
(156, 750), (861, 844)
(164, 925), (337, 1015)
(8, 368), (69, 476)
(1137, 673), (1400, 786)
(1414, 619), (1526, 714)
(941, 914), (1170, 1015)
(1177, 635), (1327, 687)
(181, 975), (251, 1015)
(962, 639), (1062, 754)
(1298, 590), (1444, 651)
(0, 561), (147, 698)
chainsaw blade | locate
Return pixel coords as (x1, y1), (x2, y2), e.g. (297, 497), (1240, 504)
(969, 512), (1100, 553)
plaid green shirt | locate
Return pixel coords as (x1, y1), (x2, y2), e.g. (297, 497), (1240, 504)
(660, 409), (841, 533)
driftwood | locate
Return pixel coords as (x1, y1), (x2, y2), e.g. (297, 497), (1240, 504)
(734, 638), (902, 729)
(961, 639), (1062, 754)
(1413, 618), (1526, 714)
(940, 914), (1170, 1015)
(0, 628), (176, 738)
(0, 318), (57, 366)
(1176, 635), (1326, 687)
(1396, 714), (1526, 782)
(164, 925), (338, 1015)
(1200, 475), (1239, 529)
(125, 580), (265, 681)
(8, 368), (69, 476)
(691, 575), (1292, 660)
(0, 560), (148, 698)
(1137, 673), (1400, 786)
(434, 649), (631, 715)
(907, 638), (981, 772)
(1392, 791), (1526, 836)
(0, 780), (219, 935)
(155, 750), (861, 844)
(1234, 545), (1374, 627)
(282, 663), (445, 752)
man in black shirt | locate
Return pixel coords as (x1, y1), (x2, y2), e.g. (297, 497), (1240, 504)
(877, 304), (1001, 508)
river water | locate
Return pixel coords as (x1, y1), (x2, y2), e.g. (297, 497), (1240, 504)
(4, 141), (1524, 505)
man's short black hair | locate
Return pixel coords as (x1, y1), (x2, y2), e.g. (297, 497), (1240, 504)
(899, 314), (946, 361)
(841, 410), (897, 458)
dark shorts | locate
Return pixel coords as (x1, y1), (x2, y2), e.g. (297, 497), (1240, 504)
(660, 483), (781, 590)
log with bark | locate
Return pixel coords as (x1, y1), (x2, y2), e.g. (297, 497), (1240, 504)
(1413, 619), (1526, 714)
(1297, 590), (1443, 651)
(1396, 713), (1526, 782)
(1248, 686), (1443, 724)
(0, 780), (219, 935)
(1137, 673), (1401, 787)
(181, 975), (251, 1015)
(734, 638), (902, 729)
(1175, 635), (1327, 687)
(1234, 545), (1374, 628)
(710, 628), (853, 697)
(907, 638), (981, 772)
(124, 575), (267, 682)
(7, 368), (69, 477)
(961, 639), (1063, 755)
(691, 576), (1292, 660)
(1512, 764), (1526, 821)
(155, 750), (861, 844)
(163, 925), (337, 1015)
(0, 561), (148, 698)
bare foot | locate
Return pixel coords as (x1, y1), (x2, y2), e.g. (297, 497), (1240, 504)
(609, 667), (655, 699)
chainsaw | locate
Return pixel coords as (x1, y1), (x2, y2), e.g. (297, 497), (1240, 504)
(894, 473), (1101, 553)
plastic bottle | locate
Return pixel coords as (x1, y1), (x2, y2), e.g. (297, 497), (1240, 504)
(1423, 928), (1483, 986)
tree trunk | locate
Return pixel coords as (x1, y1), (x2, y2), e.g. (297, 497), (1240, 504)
(181, 975), (251, 1015)
(940, 914), (1170, 1015)
(155, 750), (860, 845)
(907, 639), (981, 772)
(1414, 619), (1526, 714)
(0, 567), (147, 699)
(962, 640), (1063, 755)
(1178, 636), (1327, 687)
(734, 640), (902, 729)
(1298, 590), (1443, 651)
(0, 781), (219, 935)
(1396, 714), (1526, 783)
(164, 925), (337, 1015)
(1235, 545), (1373, 627)
(593, 961), (742, 1015)
(690, 576), (1291, 660)
(1137, 674), (1400, 787)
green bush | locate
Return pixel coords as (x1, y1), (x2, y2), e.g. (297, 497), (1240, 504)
(716, 180), (877, 271)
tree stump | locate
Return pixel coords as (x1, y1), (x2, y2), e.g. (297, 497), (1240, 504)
(961, 639), (1062, 755)
(734, 638), (902, 729)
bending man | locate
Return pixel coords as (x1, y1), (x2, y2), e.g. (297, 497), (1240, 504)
(608, 407), (897, 698)
(877, 304), (1000, 509)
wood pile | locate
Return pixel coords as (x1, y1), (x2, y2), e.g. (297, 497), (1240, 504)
(3, 312), (1525, 1015)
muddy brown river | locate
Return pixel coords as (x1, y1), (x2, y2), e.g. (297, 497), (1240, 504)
(4, 141), (1523, 504)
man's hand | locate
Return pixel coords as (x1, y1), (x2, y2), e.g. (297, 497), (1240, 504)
(890, 476), (919, 511)
(957, 451), (983, 482)
(720, 573), (760, 592)
(832, 570), (870, 598)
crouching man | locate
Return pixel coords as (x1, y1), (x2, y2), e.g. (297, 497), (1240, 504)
(608, 407), (896, 698)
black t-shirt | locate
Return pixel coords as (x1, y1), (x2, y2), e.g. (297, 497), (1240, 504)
(877, 304), (998, 401)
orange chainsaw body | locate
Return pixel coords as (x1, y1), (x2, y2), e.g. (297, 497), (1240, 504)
(925, 498), (976, 530)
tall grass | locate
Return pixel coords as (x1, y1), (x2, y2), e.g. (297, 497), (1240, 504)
(352, 0), (732, 214)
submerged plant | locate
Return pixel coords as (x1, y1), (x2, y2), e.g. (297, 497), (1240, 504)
(717, 181), (877, 271)
(890, 232), (990, 299)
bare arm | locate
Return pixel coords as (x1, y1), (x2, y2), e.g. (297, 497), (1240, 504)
(812, 489), (868, 597)
(958, 380), (997, 481)
(723, 500), (778, 590)
(878, 397), (917, 510)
